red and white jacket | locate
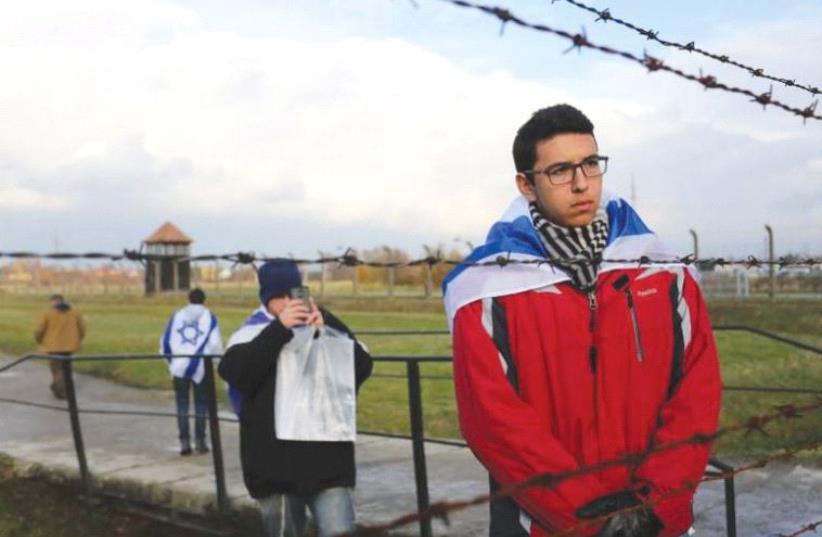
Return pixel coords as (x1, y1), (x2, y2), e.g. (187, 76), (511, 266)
(452, 261), (720, 536)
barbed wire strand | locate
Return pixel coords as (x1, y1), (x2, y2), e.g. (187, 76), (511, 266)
(435, 0), (821, 122)
(779, 518), (822, 537)
(553, 435), (822, 537)
(1, 250), (819, 269)
(554, 0), (821, 98)
(342, 398), (822, 536)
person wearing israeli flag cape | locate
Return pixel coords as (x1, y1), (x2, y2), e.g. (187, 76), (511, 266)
(218, 260), (372, 537)
(160, 288), (223, 456)
(443, 105), (720, 537)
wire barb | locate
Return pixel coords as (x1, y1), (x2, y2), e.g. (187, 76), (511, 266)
(563, 27), (589, 54)
(753, 85), (774, 109)
(642, 51), (664, 72)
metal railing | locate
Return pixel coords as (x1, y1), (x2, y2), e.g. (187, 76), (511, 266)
(1, 325), (820, 536)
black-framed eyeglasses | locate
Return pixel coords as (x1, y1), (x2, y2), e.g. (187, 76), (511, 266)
(523, 155), (609, 186)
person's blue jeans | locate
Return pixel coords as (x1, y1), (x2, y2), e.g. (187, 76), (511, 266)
(173, 376), (207, 444)
(258, 487), (355, 537)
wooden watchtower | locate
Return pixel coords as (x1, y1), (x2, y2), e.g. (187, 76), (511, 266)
(143, 222), (192, 294)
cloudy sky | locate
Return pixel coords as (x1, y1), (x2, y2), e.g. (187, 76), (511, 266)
(2, 0), (820, 261)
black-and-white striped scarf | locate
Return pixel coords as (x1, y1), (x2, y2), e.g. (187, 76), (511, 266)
(529, 202), (609, 291)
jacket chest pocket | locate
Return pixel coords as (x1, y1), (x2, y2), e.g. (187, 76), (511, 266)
(610, 277), (673, 367)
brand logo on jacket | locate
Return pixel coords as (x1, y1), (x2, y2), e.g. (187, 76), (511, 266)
(637, 288), (658, 297)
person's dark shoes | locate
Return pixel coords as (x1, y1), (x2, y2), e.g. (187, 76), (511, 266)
(195, 439), (210, 454)
(50, 383), (66, 400)
(180, 441), (193, 456)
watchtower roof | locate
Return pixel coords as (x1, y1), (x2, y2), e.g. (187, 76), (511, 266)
(144, 222), (192, 245)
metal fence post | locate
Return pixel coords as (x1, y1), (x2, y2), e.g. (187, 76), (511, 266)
(708, 458), (737, 537)
(689, 229), (699, 260)
(319, 253), (327, 299)
(406, 360), (433, 537)
(723, 473), (737, 537)
(204, 357), (229, 514)
(61, 357), (91, 497)
(765, 225), (775, 299)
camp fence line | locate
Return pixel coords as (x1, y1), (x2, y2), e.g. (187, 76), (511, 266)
(340, 398), (822, 536)
(434, 0), (821, 122)
(1, 250), (820, 269)
(553, 0), (821, 98)
(1, 351), (820, 536)
(3, 355), (822, 537)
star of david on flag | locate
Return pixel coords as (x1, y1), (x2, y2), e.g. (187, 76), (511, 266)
(176, 320), (204, 346)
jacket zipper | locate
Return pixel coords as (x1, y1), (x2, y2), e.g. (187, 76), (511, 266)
(624, 288), (645, 363)
(587, 290), (598, 374)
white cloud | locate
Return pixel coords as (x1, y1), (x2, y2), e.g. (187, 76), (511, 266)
(0, 0), (820, 257)
(0, 185), (67, 210)
(0, 4), (584, 240)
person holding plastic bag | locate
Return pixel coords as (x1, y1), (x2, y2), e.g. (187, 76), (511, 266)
(218, 260), (372, 537)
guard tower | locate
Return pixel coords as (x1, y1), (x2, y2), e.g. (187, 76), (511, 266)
(143, 222), (192, 294)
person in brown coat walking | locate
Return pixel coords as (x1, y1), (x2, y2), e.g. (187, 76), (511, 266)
(34, 294), (86, 399)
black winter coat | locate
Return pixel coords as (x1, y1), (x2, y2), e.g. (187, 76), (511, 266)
(218, 308), (372, 498)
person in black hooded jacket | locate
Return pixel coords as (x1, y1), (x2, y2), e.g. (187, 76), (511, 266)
(218, 260), (372, 537)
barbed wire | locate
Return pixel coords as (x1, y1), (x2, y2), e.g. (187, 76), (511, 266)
(780, 518), (822, 537)
(553, 433), (822, 537)
(343, 397), (822, 536)
(553, 0), (821, 98)
(1, 250), (819, 269)
(435, 0), (821, 122)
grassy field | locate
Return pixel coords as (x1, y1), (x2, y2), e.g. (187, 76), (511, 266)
(1, 292), (820, 457)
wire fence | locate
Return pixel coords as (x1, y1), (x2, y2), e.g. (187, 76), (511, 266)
(3, 248), (821, 301)
(1, 326), (820, 536)
(435, 0), (821, 122)
(1, 249), (819, 268)
(344, 398), (822, 536)
(552, 0), (821, 98)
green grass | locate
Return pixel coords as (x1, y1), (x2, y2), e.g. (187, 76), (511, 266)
(1, 291), (820, 457)
(708, 297), (822, 346)
(0, 455), (213, 537)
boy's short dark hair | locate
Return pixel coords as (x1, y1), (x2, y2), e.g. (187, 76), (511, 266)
(512, 104), (595, 173)
(188, 288), (206, 304)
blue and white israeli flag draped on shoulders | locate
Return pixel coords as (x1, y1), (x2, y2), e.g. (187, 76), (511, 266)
(224, 306), (273, 416)
(160, 304), (223, 384)
(442, 191), (681, 329)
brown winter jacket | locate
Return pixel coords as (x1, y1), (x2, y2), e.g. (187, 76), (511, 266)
(34, 303), (86, 353)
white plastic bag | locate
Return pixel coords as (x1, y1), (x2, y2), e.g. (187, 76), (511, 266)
(274, 326), (357, 441)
